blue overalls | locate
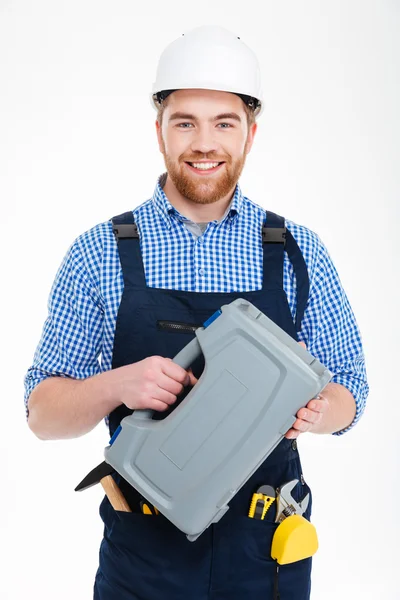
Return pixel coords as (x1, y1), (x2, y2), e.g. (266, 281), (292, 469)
(94, 210), (313, 600)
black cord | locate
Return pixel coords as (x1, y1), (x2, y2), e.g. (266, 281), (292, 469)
(273, 562), (280, 600)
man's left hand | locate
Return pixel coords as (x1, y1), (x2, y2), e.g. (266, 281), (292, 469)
(284, 341), (330, 440)
(284, 395), (329, 439)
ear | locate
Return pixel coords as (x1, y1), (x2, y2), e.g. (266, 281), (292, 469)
(245, 122), (258, 154)
(155, 120), (164, 153)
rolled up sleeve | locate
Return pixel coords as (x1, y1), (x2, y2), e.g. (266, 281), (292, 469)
(24, 238), (104, 419)
(298, 236), (369, 435)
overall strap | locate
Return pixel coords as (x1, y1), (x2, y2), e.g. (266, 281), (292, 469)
(111, 209), (309, 331)
(262, 210), (310, 332)
(111, 211), (146, 288)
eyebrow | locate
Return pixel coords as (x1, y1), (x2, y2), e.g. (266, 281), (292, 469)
(168, 111), (242, 123)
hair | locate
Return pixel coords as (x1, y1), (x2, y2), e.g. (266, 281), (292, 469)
(156, 94), (256, 130)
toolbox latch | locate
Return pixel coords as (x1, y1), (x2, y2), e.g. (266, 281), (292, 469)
(203, 309), (222, 329)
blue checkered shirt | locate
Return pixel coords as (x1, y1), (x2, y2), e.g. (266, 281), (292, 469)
(24, 174), (369, 435)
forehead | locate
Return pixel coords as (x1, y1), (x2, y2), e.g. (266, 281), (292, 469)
(165, 89), (245, 116)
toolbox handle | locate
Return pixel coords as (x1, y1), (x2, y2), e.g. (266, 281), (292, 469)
(133, 336), (203, 421)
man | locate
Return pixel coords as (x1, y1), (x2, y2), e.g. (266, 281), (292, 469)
(25, 25), (368, 600)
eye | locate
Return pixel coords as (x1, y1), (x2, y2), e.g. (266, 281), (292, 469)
(176, 122), (194, 128)
(217, 123), (233, 129)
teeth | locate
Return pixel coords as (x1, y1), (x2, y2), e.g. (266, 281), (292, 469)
(190, 162), (220, 170)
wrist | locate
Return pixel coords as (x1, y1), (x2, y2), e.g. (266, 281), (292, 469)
(84, 369), (123, 416)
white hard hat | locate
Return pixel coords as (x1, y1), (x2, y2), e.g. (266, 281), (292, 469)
(151, 25), (264, 118)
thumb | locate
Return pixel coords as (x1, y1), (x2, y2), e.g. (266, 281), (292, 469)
(298, 341), (307, 349)
(186, 368), (198, 386)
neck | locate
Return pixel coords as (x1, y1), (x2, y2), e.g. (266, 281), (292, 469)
(162, 174), (236, 222)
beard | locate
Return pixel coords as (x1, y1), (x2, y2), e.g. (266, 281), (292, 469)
(161, 145), (248, 205)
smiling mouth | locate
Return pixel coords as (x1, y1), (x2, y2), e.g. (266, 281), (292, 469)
(185, 161), (225, 173)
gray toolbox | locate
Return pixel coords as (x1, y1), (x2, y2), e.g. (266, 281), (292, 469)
(104, 298), (332, 541)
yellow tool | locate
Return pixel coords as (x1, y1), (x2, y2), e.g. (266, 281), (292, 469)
(271, 514), (318, 564)
(140, 500), (159, 515)
(248, 485), (276, 519)
(272, 479), (318, 565)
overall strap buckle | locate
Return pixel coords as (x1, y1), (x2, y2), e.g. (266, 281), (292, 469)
(112, 222), (139, 239)
(262, 226), (286, 244)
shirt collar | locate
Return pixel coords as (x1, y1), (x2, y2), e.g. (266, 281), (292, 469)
(152, 172), (244, 230)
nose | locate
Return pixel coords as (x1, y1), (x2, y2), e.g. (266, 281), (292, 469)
(189, 126), (220, 156)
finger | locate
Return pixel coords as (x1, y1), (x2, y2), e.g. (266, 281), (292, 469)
(157, 372), (186, 397)
(153, 385), (178, 406)
(152, 372), (198, 408)
(187, 368), (198, 386)
(296, 407), (321, 424)
(307, 396), (329, 413)
(285, 429), (300, 439)
(155, 369), (198, 401)
(292, 418), (312, 433)
(162, 357), (191, 385)
(298, 341), (307, 349)
(148, 398), (173, 412)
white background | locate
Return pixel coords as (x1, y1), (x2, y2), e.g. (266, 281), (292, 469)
(1, 1), (399, 598)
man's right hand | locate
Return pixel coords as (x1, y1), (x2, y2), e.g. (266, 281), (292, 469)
(111, 356), (198, 412)
(27, 355), (198, 440)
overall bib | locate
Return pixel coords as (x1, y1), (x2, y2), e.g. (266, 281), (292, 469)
(94, 210), (313, 600)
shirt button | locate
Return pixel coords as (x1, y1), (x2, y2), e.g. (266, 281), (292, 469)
(198, 237), (204, 244)
(199, 268), (205, 276)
